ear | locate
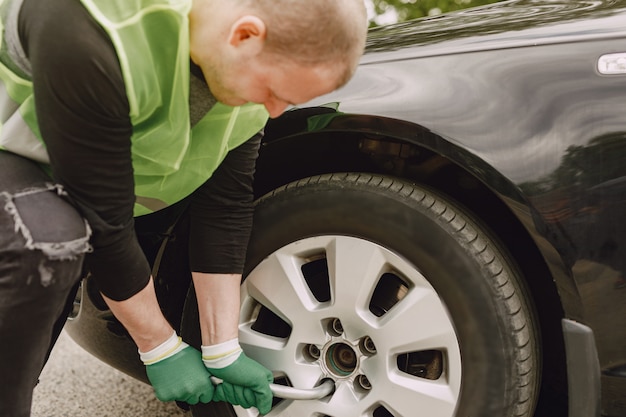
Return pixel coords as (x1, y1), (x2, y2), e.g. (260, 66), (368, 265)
(228, 15), (266, 56)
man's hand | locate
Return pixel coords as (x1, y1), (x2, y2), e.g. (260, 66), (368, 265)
(142, 333), (215, 405)
(202, 340), (273, 414)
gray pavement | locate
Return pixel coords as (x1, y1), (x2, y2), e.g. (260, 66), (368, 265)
(31, 330), (188, 417)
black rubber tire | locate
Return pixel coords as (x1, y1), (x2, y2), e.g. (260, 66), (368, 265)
(189, 173), (540, 417)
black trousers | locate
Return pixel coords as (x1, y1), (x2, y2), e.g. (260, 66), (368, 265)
(0, 151), (90, 417)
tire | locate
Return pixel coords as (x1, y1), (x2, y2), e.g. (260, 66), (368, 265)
(188, 173), (540, 417)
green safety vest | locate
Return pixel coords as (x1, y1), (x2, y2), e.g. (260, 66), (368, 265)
(0, 0), (269, 216)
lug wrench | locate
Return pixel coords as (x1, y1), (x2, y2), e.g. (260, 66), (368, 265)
(210, 376), (334, 400)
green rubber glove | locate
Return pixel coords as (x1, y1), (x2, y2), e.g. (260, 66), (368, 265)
(212, 379), (257, 409)
(202, 340), (273, 414)
(142, 334), (214, 405)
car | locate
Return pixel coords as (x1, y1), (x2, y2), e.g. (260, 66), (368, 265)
(65, 1), (626, 416)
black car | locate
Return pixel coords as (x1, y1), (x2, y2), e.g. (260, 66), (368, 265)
(65, 1), (626, 416)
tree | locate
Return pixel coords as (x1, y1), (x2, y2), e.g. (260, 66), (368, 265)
(367, 0), (503, 26)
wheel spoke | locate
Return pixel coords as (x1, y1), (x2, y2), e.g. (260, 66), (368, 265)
(325, 237), (389, 320)
(373, 286), (458, 353)
(243, 251), (327, 341)
(372, 375), (458, 417)
(325, 381), (370, 416)
(239, 329), (324, 390)
(270, 397), (329, 417)
(362, 285), (462, 398)
(238, 328), (288, 366)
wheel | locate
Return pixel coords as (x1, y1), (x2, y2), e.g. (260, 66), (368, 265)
(188, 173), (540, 417)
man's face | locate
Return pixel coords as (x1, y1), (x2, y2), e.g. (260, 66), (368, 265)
(201, 55), (341, 118)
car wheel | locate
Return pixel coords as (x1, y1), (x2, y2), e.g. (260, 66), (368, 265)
(187, 173), (540, 417)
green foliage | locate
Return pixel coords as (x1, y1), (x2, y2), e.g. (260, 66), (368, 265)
(368, 0), (504, 26)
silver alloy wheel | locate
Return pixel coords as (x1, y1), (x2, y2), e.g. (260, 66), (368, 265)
(235, 235), (462, 417)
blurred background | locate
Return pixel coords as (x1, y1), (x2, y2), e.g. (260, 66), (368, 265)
(365, 0), (503, 26)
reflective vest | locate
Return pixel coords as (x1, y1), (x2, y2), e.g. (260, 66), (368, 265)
(0, 0), (269, 216)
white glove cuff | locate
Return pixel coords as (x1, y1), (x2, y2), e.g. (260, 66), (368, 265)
(139, 331), (188, 365)
(201, 338), (242, 368)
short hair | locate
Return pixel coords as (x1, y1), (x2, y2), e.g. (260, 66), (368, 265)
(245, 0), (367, 86)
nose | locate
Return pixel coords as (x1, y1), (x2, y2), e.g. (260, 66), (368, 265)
(264, 98), (289, 118)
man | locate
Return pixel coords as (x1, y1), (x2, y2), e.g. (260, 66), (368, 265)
(0, 0), (367, 415)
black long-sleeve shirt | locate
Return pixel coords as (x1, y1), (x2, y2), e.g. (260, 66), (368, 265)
(17, 0), (259, 300)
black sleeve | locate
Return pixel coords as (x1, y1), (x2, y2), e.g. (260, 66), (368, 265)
(188, 132), (262, 274)
(19, 0), (151, 300)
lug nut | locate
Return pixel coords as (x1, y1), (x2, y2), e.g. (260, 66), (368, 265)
(360, 336), (377, 355)
(306, 344), (321, 360)
(357, 374), (372, 390)
(330, 318), (344, 336)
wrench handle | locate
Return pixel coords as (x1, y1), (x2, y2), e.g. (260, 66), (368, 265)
(209, 376), (334, 400)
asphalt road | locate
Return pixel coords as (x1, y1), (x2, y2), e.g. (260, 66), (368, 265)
(31, 329), (188, 417)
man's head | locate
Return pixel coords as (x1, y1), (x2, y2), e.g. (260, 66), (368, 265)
(189, 0), (367, 117)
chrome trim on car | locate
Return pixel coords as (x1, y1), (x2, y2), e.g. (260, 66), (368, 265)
(598, 53), (626, 75)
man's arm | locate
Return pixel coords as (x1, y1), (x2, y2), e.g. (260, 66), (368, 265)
(102, 277), (173, 351)
(188, 132), (262, 342)
(187, 133), (273, 413)
(192, 272), (241, 345)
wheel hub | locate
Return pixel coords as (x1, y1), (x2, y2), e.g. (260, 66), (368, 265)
(311, 318), (376, 394)
(325, 342), (358, 377)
